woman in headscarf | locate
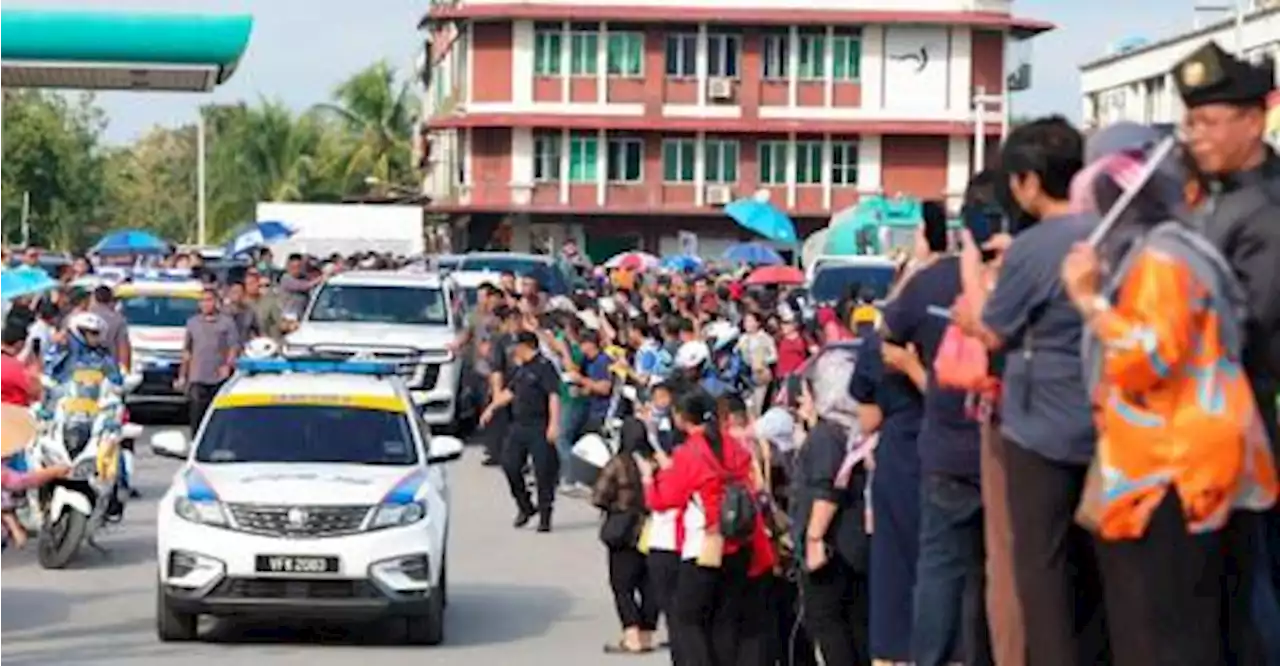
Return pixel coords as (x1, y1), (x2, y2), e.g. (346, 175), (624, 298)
(1060, 122), (1278, 665)
(790, 347), (872, 666)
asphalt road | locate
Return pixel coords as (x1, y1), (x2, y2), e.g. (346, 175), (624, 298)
(1, 425), (667, 666)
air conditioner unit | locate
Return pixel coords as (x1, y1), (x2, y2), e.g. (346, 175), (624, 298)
(707, 77), (735, 101)
(705, 184), (733, 205)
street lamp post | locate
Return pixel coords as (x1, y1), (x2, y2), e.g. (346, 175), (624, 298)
(197, 112), (207, 246)
(973, 86), (1006, 175)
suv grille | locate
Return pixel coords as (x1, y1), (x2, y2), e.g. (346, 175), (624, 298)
(227, 504), (371, 538)
(307, 347), (439, 389)
(210, 578), (380, 600)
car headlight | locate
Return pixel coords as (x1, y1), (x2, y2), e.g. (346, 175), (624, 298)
(419, 349), (455, 364)
(174, 497), (230, 526)
(368, 501), (427, 530)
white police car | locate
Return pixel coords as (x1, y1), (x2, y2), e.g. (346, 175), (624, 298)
(152, 358), (463, 644)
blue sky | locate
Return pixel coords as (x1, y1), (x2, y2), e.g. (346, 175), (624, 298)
(21, 0), (1207, 143)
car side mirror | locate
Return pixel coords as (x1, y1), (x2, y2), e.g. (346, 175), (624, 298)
(151, 430), (191, 460)
(427, 435), (464, 464)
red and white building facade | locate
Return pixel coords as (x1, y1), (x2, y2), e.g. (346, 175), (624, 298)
(418, 0), (1050, 256)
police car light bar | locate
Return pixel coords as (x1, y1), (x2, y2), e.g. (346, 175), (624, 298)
(235, 357), (407, 376)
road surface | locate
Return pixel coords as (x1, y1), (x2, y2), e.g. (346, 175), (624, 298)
(1, 426), (666, 666)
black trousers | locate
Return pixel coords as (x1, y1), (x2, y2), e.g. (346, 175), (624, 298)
(188, 382), (221, 432)
(647, 550), (683, 664)
(1094, 492), (1229, 666)
(773, 575), (818, 666)
(736, 573), (778, 666)
(484, 407), (511, 462)
(671, 552), (750, 666)
(1003, 438), (1111, 666)
(803, 555), (871, 666)
(502, 423), (557, 519)
(609, 546), (658, 630)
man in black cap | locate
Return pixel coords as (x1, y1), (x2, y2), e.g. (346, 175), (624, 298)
(480, 330), (561, 532)
(1174, 39), (1280, 664)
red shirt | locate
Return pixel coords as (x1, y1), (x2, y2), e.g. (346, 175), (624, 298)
(775, 334), (809, 376)
(644, 429), (775, 574)
(0, 354), (34, 406)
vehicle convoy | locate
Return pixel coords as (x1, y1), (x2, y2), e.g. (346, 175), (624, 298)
(153, 357), (464, 644)
(117, 278), (203, 410)
(283, 271), (473, 428)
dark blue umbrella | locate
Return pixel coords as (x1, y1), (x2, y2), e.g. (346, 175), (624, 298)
(724, 198), (798, 244)
(91, 229), (170, 256)
(722, 242), (784, 266)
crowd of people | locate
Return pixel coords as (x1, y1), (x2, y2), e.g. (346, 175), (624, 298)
(457, 41), (1280, 666)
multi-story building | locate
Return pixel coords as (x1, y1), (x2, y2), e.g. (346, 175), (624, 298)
(418, 0), (1050, 258)
(1079, 1), (1279, 130)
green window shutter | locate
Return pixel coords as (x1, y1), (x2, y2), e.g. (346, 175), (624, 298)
(724, 142), (738, 182)
(834, 37), (860, 81)
(571, 32), (598, 75)
(662, 142), (678, 181)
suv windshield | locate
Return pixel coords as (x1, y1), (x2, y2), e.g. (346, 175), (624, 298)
(196, 405), (417, 464)
(120, 295), (200, 327)
(810, 265), (896, 303)
(458, 257), (568, 294)
(308, 285), (449, 325)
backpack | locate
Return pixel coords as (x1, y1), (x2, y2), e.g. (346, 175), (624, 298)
(700, 445), (758, 541)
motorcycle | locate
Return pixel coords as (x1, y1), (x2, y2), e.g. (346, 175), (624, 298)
(27, 370), (140, 569)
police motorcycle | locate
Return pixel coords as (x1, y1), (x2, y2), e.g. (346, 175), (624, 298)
(29, 312), (141, 569)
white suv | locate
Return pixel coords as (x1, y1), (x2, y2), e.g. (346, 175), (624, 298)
(284, 271), (471, 428)
(153, 358), (463, 644)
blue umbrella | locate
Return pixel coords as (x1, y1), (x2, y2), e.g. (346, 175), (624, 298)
(225, 220), (297, 256)
(91, 229), (170, 256)
(1, 267), (59, 302)
(724, 198), (798, 244)
(722, 242), (784, 266)
(661, 254), (703, 273)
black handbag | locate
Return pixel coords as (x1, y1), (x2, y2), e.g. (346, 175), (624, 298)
(599, 511), (642, 549)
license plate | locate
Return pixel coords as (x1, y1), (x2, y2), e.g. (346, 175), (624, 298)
(254, 555), (340, 574)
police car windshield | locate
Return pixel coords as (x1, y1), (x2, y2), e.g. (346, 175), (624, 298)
(308, 285), (449, 326)
(196, 405), (418, 465)
(809, 265), (895, 303)
(120, 295), (200, 328)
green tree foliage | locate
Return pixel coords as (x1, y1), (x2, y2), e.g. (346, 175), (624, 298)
(1, 61), (419, 250)
(1, 90), (109, 250)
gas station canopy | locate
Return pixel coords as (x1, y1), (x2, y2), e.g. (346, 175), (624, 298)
(1, 10), (253, 92)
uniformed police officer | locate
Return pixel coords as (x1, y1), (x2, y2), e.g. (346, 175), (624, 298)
(481, 330), (562, 532)
(1174, 39), (1280, 664)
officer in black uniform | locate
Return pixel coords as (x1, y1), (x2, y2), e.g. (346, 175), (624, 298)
(482, 330), (562, 532)
(1173, 39), (1280, 665)
(481, 306), (521, 466)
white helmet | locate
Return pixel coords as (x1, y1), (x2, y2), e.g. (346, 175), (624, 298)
(674, 340), (711, 370)
(704, 320), (740, 352)
(243, 337), (281, 360)
(67, 312), (106, 338)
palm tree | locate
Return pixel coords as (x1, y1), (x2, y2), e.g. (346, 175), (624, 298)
(317, 61), (416, 190)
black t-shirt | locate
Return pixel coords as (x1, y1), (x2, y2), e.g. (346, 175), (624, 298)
(791, 419), (867, 571)
(510, 355), (560, 425)
(490, 332), (514, 382)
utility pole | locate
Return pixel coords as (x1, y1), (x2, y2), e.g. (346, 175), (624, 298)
(20, 191), (31, 247)
(197, 112), (207, 246)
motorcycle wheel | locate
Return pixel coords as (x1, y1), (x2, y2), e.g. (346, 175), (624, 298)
(37, 510), (88, 570)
